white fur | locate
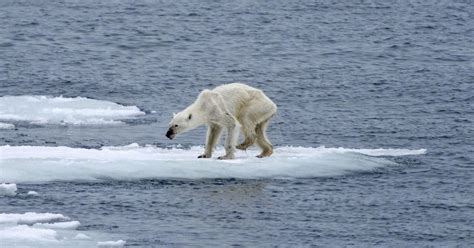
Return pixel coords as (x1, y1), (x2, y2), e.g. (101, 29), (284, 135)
(167, 83), (277, 159)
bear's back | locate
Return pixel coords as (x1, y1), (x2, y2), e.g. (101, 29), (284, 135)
(212, 82), (257, 93)
(210, 83), (275, 117)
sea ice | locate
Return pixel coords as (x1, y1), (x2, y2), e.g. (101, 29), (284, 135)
(0, 212), (125, 247)
(97, 240), (127, 247)
(27, 190), (39, 196)
(0, 212), (69, 225)
(0, 122), (14, 129)
(73, 233), (91, 240)
(0, 225), (59, 242)
(33, 221), (81, 230)
(0, 95), (145, 126)
(0, 183), (17, 196)
(0, 144), (426, 183)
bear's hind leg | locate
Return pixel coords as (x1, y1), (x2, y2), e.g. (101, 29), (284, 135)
(255, 120), (273, 158)
(236, 123), (256, 150)
(236, 112), (257, 150)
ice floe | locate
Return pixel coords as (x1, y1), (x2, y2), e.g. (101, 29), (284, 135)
(0, 144), (426, 183)
(98, 240), (127, 247)
(0, 95), (145, 125)
(0, 183), (17, 196)
(33, 221), (81, 230)
(0, 212), (126, 247)
(27, 190), (39, 196)
(0, 183), (41, 197)
(0, 225), (59, 243)
(74, 233), (91, 240)
(0, 212), (70, 225)
(0, 122), (14, 129)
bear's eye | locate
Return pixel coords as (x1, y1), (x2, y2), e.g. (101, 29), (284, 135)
(174, 124), (178, 128)
(188, 114), (192, 120)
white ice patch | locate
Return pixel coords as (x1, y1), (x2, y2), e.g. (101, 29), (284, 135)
(0, 122), (14, 129)
(27, 190), (39, 196)
(0, 213), (125, 247)
(0, 225), (59, 243)
(74, 233), (91, 240)
(98, 240), (126, 247)
(0, 95), (145, 125)
(34, 221), (81, 230)
(0, 144), (426, 183)
(0, 183), (17, 196)
(0, 212), (70, 225)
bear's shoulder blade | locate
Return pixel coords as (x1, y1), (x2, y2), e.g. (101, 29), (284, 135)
(198, 89), (220, 101)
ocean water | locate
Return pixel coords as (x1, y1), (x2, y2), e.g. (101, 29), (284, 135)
(0, 0), (473, 247)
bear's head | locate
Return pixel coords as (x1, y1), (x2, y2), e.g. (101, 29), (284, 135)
(166, 109), (202, 140)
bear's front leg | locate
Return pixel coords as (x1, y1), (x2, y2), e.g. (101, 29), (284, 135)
(198, 124), (222, 158)
(218, 120), (239, 160)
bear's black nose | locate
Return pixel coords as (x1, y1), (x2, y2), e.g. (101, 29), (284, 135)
(166, 128), (175, 139)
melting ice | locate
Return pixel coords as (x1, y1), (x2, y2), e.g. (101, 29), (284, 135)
(0, 144), (426, 183)
(0, 95), (145, 126)
(0, 212), (126, 247)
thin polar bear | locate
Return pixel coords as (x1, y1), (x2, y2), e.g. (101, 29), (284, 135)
(166, 83), (277, 159)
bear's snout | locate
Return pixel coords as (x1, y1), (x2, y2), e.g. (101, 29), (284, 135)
(166, 128), (176, 140)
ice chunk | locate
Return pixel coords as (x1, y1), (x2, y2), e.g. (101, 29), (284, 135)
(0, 95), (145, 125)
(0, 212), (124, 247)
(97, 240), (126, 247)
(0, 122), (14, 129)
(0, 225), (59, 242)
(0, 183), (17, 196)
(34, 221), (80, 230)
(289, 146), (427, 157)
(27, 191), (39, 196)
(0, 144), (426, 183)
(0, 212), (69, 225)
(73, 233), (91, 240)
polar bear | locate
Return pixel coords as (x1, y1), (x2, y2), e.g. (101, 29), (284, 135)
(166, 83), (277, 159)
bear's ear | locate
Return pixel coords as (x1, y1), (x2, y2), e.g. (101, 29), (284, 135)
(173, 112), (177, 117)
(188, 113), (192, 120)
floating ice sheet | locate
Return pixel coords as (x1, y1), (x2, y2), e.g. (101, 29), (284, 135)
(0, 225), (59, 243)
(0, 183), (17, 196)
(27, 191), (39, 196)
(0, 122), (15, 129)
(0, 212), (70, 225)
(0, 144), (426, 183)
(0, 95), (145, 125)
(0, 213), (125, 247)
(97, 240), (127, 247)
(33, 221), (81, 230)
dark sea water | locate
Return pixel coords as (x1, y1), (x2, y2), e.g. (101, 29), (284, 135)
(1, 0), (473, 247)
